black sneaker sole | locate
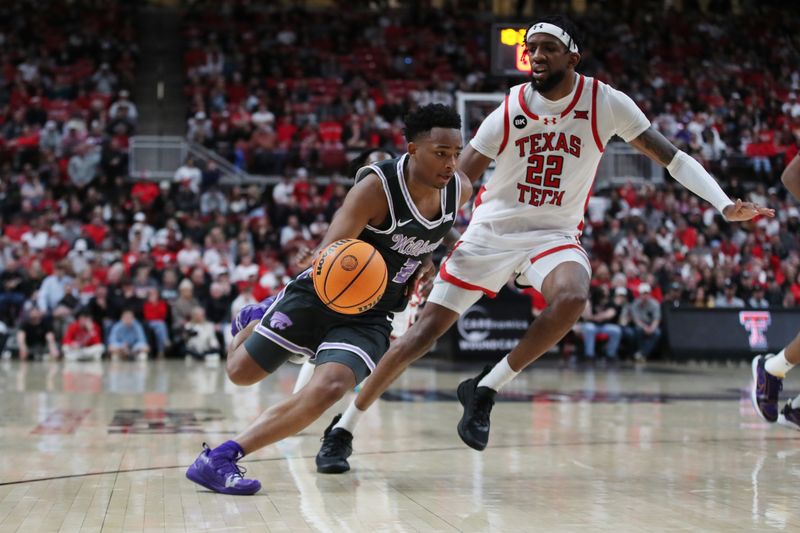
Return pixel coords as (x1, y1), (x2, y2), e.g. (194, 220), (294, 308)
(316, 460), (351, 474)
(456, 379), (486, 451)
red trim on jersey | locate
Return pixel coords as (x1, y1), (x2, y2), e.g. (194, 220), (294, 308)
(439, 263), (498, 297)
(529, 244), (589, 265)
(591, 78), (604, 153)
(560, 74), (585, 118)
(518, 84), (540, 120)
(496, 95), (511, 156)
(473, 185), (487, 209)
(577, 162), (602, 232)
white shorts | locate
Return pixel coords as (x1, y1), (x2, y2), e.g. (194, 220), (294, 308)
(427, 234), (592, 315)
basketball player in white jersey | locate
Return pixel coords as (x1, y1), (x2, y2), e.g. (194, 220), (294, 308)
(319, 15), (774, 457)
(752, 154), (800, 429)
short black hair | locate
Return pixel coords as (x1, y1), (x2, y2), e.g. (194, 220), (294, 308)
(528, 15), (582, 53)
(403, 104), (461, 143)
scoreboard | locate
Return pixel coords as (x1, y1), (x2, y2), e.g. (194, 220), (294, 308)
(490, 24), (531, 77)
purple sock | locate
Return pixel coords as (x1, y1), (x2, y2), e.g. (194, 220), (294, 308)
(211, 440), (245, 458)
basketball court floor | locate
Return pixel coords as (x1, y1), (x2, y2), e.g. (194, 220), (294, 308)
(1, 357), (798, 532)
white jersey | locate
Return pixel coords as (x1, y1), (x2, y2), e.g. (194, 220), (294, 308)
(464, 74), (650, 250)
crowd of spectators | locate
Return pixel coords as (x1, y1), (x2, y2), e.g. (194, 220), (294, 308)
(180, 2), (799, 182)
(0, 2), (799, 361)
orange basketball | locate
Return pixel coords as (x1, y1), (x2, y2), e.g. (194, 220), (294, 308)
(312, 239), (388, 314)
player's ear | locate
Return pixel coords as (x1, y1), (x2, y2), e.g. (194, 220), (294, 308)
(407, 142), (417, 156)
(568, 51), (581, 69)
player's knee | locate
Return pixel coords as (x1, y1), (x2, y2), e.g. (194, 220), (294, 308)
(226, 357), (258, 386)
(307, 377), (351, 405)
(552, 290), (589, 321)
(397, 325), (436, 362)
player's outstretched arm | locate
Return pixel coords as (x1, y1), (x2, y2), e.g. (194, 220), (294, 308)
(628, 127), (774, 222)
(781, 154), (800, 201)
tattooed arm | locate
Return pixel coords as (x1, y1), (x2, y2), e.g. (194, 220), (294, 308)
(628, 127), (774, 221)
(627, 127), (678, 166)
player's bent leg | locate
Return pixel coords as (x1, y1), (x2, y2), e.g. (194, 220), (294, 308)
(507, 261), (590, 371)
(187, 362), (356, 495)
(353, 302), (462, 410)
(457, 261), (590, 451)
(235, 361), (356, 454)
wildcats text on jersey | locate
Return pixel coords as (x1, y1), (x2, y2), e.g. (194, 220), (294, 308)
(390, 234), (443, 256)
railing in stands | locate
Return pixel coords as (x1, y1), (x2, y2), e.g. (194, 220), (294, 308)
(596, 142), (664, 189)
(129, 135), (256, 184)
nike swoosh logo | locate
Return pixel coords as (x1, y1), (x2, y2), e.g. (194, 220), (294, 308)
(397, 219), (413, 227)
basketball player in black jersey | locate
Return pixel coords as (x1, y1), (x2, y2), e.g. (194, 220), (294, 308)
(186, 104), (472, 495)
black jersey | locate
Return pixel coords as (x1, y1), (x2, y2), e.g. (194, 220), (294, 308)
(354, 153), (461, 313)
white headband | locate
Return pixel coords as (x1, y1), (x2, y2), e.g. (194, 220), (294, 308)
(526, 22), (578, 53)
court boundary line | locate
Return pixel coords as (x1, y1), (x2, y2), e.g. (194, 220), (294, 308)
(2, 433), (799, 487)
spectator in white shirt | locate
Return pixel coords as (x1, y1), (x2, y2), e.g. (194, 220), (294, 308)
(183, 306), (220, 360)
(251, 102), (275, 129)
(177, 238), (202, 273)
(272, 174), (294, 206)
(109, 89), (138, 124)
(232, 252), (259, 283)
(128, 212), (155, 247)
(174, 157), (202, 193)
(280, 215), (311, 247)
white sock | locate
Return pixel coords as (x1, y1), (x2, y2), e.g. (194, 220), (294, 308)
(478, 355), (519, 392)
(765, 349), (794, 378)
(292, 360), (315, 394)
(333, 400), (364, 434)
(791, 396), (800, 409)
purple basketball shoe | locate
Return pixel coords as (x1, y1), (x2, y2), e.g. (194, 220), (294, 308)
(231, 296), (275, 338)
(186, 441), (261, 495)
(751, 354), (783, 423)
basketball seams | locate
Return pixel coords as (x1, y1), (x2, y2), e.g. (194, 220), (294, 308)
(312, 238), (389, 314)
(328, 247), (377, 305)
(335, 261), (388, 311)
(319, 240), (360, 304)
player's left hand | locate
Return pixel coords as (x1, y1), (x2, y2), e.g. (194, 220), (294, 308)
(722, 199), (775, 221)
(295, 244), (316, 269)
(406, 260), (435, 297)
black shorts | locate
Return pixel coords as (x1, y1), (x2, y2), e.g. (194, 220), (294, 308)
(243, 272), (393, 383)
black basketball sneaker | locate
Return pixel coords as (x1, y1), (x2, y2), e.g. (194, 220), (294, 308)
(316, 414), (353, 474)
(457, 365), (497, 451)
